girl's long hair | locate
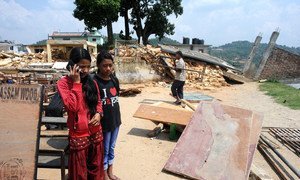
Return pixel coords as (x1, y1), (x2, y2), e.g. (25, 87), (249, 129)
(69, 47), (98, 117)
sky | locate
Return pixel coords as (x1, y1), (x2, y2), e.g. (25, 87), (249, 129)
(0, 0), (299, 47)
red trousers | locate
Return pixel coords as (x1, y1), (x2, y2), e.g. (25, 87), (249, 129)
(68, 132), (104, 180)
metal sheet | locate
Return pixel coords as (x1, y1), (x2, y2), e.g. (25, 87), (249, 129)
(184, 92), (213, 103)
(0, 84), (43, 180)
(164, 101), (262, 180)
(159, 44), (237, 70)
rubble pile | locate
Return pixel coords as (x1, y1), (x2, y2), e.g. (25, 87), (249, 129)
(116, 45), (229, 89)
(1, 44), (232, 89)
(0, 52), (47, 68)
(0, 49), (76, 69)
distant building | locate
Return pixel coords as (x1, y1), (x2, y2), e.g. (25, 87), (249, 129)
(26, 29), (101, 62)
(0, 40), (24, 53)
(27, 39), (97, 62)
(172, 44), (211, 53)
(171, 37), (211, 53)
(48, 28), (104, 45)
(26, 40), (47, 53)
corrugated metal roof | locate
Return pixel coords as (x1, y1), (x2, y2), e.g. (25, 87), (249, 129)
(159, 44), (237, 70)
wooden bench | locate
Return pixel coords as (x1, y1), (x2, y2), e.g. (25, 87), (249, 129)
(40, 130), (69, 137)
(42, 116), (67, 130)
(38, 137), (69, 180)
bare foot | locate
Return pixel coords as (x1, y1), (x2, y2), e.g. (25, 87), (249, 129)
(169, 93), (176, 99)
(174, 100), (181, 105)
(108, 165), (120, 180)
(104, 170), (110, 180)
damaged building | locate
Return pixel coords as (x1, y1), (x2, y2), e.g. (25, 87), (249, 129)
(27, 29), (103, 62)
(243, 30), (300, 80)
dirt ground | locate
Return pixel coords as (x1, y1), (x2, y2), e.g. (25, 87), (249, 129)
(38, 82), (300, 180)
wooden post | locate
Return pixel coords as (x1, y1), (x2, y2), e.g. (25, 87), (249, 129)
(46, 43), (52, 62)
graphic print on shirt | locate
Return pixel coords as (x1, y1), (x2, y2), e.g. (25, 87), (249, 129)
(102, 87), (119, 107)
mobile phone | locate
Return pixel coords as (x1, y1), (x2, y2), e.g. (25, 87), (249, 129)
(66, 61), (75, 71)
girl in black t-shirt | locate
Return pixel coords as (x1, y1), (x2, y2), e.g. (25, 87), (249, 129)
(94, 51), (121, 180)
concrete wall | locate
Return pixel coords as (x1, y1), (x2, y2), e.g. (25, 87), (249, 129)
(52, 36), (103, 45)
(173, 44), (210, 53)
(0, 44), (11, 52)
(27, 45), (47, 53)
(87, 36), (103, 45)
(259, 47), (300, 80)
(52, 37), (85, 41)
(114, 57), (161, 84)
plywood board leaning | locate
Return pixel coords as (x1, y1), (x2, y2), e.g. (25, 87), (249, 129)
(164, 101), (262, 180)
(0, 84), (43, 180)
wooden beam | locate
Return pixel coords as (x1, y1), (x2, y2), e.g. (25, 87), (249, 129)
(46, 43), (52, 62)
(180, 99), (196, 111)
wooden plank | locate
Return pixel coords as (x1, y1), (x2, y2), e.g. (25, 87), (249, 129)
(0, 84), (43, 180)
(40, 130), (69, 137)
(152, 102), (193, 111)
(181, 99), (196, 111)
(39, 137), (68, 151)
(133, 104), (193, 125)
(164, 101), (260, 180)
(42, 117), (67, 124)
(38, 156), (68, 169)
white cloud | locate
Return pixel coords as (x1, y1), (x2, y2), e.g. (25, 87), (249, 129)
(0, 0), (32, 28)
(47, 0), (73, 10)
(0, 0), (85, 44)
(185, 0), (241, 10)
(169, 0), (300, 46)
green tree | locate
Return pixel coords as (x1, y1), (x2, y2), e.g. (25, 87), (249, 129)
(73, 0), (121, 45)
(130, 0), (183, 45)
(120, 0), (134, 40)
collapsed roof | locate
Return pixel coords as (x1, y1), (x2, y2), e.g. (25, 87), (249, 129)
(158, 44), (238, 70)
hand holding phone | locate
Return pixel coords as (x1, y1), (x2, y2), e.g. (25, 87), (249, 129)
(66, 60), (75, 71)
(69, 64), (81, 83)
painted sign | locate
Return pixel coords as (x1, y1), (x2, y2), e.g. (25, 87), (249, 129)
(0, 84), (43, 180)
